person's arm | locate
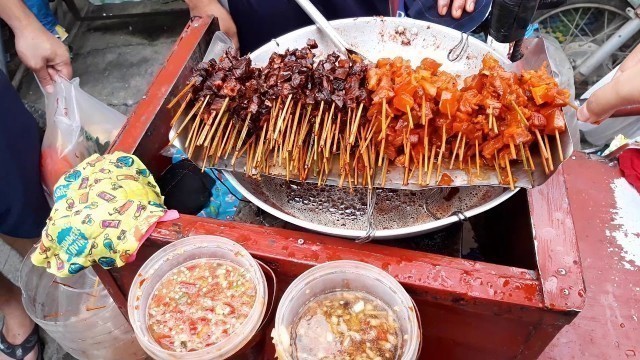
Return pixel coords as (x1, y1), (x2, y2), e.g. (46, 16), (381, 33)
(185, 0), (239, 49)
(0, 0), (71, 93)
(578, 45), (640, 124)
(438, 0), (475, 19)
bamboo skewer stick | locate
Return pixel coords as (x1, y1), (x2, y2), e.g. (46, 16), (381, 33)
(525, 147), (536, 171)
(436, 128), (446, 179)
(235, 113), (253, 153)
(566, 101), (579, 111)
(274, 94), (293, 142)
(333, 112), (341, 153)
(534, 129), (549, 159)
(407, 106), (414, 129)
(509, 140), (517, 159)
(537, 137), (550, 175)
(194, 95), (218, 146)
(349, 103), (364, 145)
(459, 135), (466, 169)
(169, 103), (205, 145)
(504, 153), (515, 190)
(167, 80), (194, 109)
(494, 151), (501, 183)
(427, 144), (436, 185)
(555, 129), (564, 161)
(475, 139), (480, 175)
(186, 98), (209, 154)
(488, 106), (493, 130)
(170, 93), (193, 127)
(511, 100), (529, 126)
(544, 134), (554, 170)
(232, 136), (254, 166)
(450, 132), (462, 169)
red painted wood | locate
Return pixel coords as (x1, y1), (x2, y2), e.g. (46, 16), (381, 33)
(528, 164), (586, 311)
(97, 19), (589, 359)
(540, 153), (640, 359)
(110, 16), (215, 155)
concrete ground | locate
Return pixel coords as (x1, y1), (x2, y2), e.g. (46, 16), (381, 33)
(2, 1), (188, 359)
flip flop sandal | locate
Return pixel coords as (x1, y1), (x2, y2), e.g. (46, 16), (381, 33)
(0, 322), (44, 360)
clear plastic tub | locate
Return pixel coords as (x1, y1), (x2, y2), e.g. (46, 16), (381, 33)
(272, 260), (421, 359)
(19, 249), (146, 360)
(128, 235), (268, 360)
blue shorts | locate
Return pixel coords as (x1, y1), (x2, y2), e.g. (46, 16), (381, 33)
(0, 71), (50, 239)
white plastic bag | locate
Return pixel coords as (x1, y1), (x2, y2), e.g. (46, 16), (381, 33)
(41, 77), (126, 195)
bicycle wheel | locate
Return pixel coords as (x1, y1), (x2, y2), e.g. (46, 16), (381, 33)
(534, 0), (640, 96)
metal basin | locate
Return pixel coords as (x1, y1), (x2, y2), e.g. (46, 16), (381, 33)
(224, 17), (519, 239)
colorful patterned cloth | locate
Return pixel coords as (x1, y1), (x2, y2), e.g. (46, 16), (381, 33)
(31, 152), (167, 277)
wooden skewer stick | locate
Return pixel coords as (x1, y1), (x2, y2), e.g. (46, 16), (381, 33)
(427, 144), (436, 185)
(288, 102), (303, 151)
(536, 137), (550, 175)
(519, 142), (528, 169)
(534, 129), (549, 159)
(450, 132), (462, 169)
(273, 94), (293, 142)
(493, 111), (498, 133)
(424, 117), (430, 175)
(459, 135), (466, 169)
(235, 113), (253, 153)
(232, 135), (253, 166)
(566, 102), (579, 111)
(509, 139), (517, 159)
(224, 122), (240, 159)
(504, 154), (515, 190)
(436, 128), (446, 180)
(511, 100), (529, 127)
(494, 151), (502, 183)
(169, 93), (192, 127)
(525, 147), (536, 171)
(421, 94), (426, 125)
(475, 139), (480, 175)
(167, 80), (194, 109)
(185, 97), (208, 150)
(407, 106), (414, 129)
(468, 157), (473, 185)
(350, 103), (364, 145)
(381, 155), (389, 187)
(544, 134), (554, 171)
(169, 101), (204, 145)
(488, 106), (493, 130)
(555, 129), (564, 162)
(418, 149), (423, 185)
(333, 112), (342, 153)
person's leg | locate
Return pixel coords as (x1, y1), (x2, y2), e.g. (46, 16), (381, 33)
(0, 55), (49, 360)
(0, 272), (38, 360)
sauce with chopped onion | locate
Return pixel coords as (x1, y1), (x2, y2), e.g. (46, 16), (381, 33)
(147, 259), (256, 352)
(292, 290), (402, 359)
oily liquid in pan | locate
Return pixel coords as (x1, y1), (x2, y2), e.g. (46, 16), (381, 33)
(236, 175), (504, 231)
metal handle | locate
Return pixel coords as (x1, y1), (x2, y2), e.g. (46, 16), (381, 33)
(293, 0), (349, 55)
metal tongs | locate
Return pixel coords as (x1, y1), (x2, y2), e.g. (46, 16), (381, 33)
(293, 0), (368, 61)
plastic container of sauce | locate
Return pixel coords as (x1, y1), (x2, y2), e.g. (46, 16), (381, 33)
(128, 235), (268, 360)
(272, 260), (421, 359)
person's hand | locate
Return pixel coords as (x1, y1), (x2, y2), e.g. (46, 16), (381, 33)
(578, 45), (640, 124)
(14, 22), (71, 93)
(185, 0), (239, 49)
(437, 0), (476, 19)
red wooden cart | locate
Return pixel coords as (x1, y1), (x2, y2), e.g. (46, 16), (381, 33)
(96, 17), (638, 359)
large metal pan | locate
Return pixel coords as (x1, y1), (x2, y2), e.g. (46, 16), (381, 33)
(221, 17), (520, 240)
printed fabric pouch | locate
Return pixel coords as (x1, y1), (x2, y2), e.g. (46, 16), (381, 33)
(32, 152), (178, 277)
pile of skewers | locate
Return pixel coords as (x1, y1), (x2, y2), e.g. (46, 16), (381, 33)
(167, 40), (572, 190)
